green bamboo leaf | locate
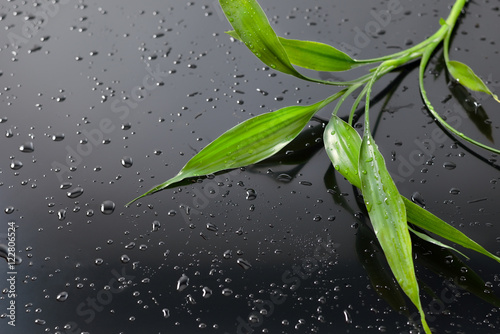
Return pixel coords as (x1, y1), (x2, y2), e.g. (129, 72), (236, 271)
(447, 60), (500, 102)
(226, 30), (361, 72)
(323, 115), (500, 263)
(219, 0), (347, 85)
(359, 129), (430, 334)
(403, 197), (500, 263)
(127, 92), (344, 206)
(323, 115), (362, 188)
(219, 0), (306, 78)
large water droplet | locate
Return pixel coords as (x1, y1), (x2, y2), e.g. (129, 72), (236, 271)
(19, 141), (34, 152)
(67, 187), (84, 198)
(245, 189), (256, 200)
(411, 192), (426, 207)
(202, 286), (212, 298)
(121, 156), (133, 168)
(10, 160), (23, 170)
(100, 200), (115, 215)
(177, 274), (189, 292)
(443, 161), (457, 170)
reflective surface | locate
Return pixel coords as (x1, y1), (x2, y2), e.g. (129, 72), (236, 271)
(1, 0), (500, 333)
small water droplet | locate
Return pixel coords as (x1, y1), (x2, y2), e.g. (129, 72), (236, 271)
(206, 222), (218, 232)
(237, 258), (252, 270)
(56, 291), (69, 302)
(162, 308), (170, 318)
(120, 254), (130, 263)
(100, 200), (115, 215)
(449, 188), (461, 195)
(4, 206), (14, 214)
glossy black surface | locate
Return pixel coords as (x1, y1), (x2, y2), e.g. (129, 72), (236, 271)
(1, 0), (500, 333)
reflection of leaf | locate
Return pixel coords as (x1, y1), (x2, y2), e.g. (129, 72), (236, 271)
(356, 223), (408, 315)
(447, 60), (500, 102)
(449, 81), (493, 142)
(412, 231), (500, 308)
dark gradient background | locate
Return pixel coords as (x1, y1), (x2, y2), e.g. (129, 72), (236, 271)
(1, 0), (500, 333)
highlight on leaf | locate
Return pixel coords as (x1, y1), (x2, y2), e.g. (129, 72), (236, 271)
(446, 60), (500, 102)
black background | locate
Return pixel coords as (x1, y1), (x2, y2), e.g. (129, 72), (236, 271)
(1, 0), (500, 333)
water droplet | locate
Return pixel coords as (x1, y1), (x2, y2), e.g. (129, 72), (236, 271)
(120, 254), (130, 263)
(67, 187), (84, 198)
(206, 222), (218, 232)
(343, 310), (352, 324)
(177, 274), (189, 292)
(223, 250), (232, 259)
(277, 173), (292, 182)
(10, 160), (23, 170)
(100, 200), (115, 215)
(202, 286), (212, 298)
(411, 192), (426, 207)
(121, 156), (133, 168)
(95, 258), (104, 265)
(245, 189), (257, 200)
(443, 161), (457, 170)
(237, 258), (252, 270)
(449, 188), (461, 195)
(57, 209), (66, 221)
(56, 291), (69, 302)
(222, 288), (233, 296)
(162, 308), (170, 318)
(19, 141), (34, 152)
(35, 319), (46, 325)
(4, 206), (14, 214)
(52, 133), (65, 141)
(152, 220), (161, 232)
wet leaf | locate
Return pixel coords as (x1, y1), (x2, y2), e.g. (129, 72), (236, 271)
(226, 30), (360, 72)
(324, 115), (500, 263)
(323, 115), (362, 188)
(447, 60), (499, 102)
(219, 0), (347, 85)
(127, 92), (344, 205)
(219, 0), (306, 78)
(358, 129), (431, 334)
(403, 197), (500, 263)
